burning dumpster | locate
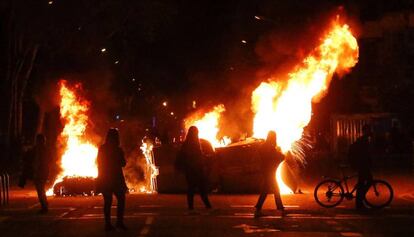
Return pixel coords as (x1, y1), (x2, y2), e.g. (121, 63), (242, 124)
(153, 144), (187, 193)
(153, 138), (298, 194)
(215, 139), (297, 193)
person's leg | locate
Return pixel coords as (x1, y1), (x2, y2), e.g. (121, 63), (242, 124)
(255, 175), (271, 210)
(102, 192), (114, 230)
(199, 175), (212, 209)
(114, 191), (127, 229)
(186, 174), (196, 210)
(274, 181), (284, 210)
(355, 175), (366, 209)
(255, 192), (267, 210)
(34, 181), (48, 212)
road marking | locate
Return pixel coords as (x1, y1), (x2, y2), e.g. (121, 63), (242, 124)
(28, 203), (40, 209)
(145, 216), (154, 225)
(92, 206), (117, 209)
(139, 227), (150, 236)
(230, 204), (299, 208)
(400, 193), (414, 201)
(140, 205), (163, 208)
(341, 232), (362, 237)
(286, 213), (312, 217)
(230, 205), (254, 208)
(233, 224), (280, 233)
(58, 208), (76, 218)
(139, 216), (155, 237)
(222, 213), (282, 219)
(234, 213), (254, 216)
(82, 212), (159, 218)
(62, 215), (146, 220)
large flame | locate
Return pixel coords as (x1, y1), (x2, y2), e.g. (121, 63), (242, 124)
(252, 19), (359, 151)
(47, 80), (98, 196)
(184, 104), (231, 148)
(139, 140), (159, 193)
(253, 19), (359, 194)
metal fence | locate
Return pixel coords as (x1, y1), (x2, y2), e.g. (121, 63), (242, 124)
(1, 172), (10, 206)
(330, 113), (398, 156)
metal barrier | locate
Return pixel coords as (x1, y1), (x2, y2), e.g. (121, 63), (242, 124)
(0, 172), (10, 206)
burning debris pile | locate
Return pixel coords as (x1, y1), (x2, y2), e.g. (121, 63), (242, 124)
(48, 80), (159, 196)
(139, 139), (159, 193)
(183, 17), (359, 194)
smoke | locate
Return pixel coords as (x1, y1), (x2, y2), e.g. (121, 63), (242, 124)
(184, 6), (352, 142)
(123, 146), (146, 191)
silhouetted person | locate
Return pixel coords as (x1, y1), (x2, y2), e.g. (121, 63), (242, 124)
(349, 124), (373, 209)
(255, 131), (284, 218)
(176, 126), (212, 211)
(19, 134), (50, 214)
(96, 128), (128, 231)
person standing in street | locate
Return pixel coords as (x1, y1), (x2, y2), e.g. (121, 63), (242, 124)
(96, 128), (128, 231)
(348, 124), (373, 210)
(19, 134), (50, 214)
(175, 126), (212, 212)
(33, 134), (50, 214)
(254, 131), (284, 218)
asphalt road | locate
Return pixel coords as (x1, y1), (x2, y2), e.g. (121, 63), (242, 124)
(1, 184), (414, 237)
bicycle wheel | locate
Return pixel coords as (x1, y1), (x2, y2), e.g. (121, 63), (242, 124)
(314, 179), (344, 208)
(364, 180), (393, 209)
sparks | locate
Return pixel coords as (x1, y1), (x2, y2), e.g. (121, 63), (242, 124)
(252, 17), (359, 193)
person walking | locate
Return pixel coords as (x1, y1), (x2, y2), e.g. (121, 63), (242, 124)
(22, 134), (51, 214)
(175, 126), (212, 211)
(254, 131), (284, 218)
(96, 128), (128, 231)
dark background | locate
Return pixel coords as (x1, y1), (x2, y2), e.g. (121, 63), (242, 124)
(1, 0), (414, 166)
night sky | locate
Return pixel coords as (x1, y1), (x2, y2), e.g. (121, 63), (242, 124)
(2, 0), (414, 146)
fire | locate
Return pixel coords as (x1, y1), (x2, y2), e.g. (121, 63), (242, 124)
(139, 140), (159, 193)
(47, 80), (98, 196)
(253, 18), (359, 193)
(184, 104), (231, 148)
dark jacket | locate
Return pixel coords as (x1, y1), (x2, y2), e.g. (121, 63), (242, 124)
(348, 136), (372, 174)
(259, 142), (284, 175)
(176, 140), (204, 175)
(96, 144), (128, 193)
(23, 144), (50, 183)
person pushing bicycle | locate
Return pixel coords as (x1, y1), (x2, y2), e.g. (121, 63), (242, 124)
(348, 124), (373, 210)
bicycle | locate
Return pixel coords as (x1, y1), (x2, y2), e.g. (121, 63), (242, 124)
(314, 167), (393, 209)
